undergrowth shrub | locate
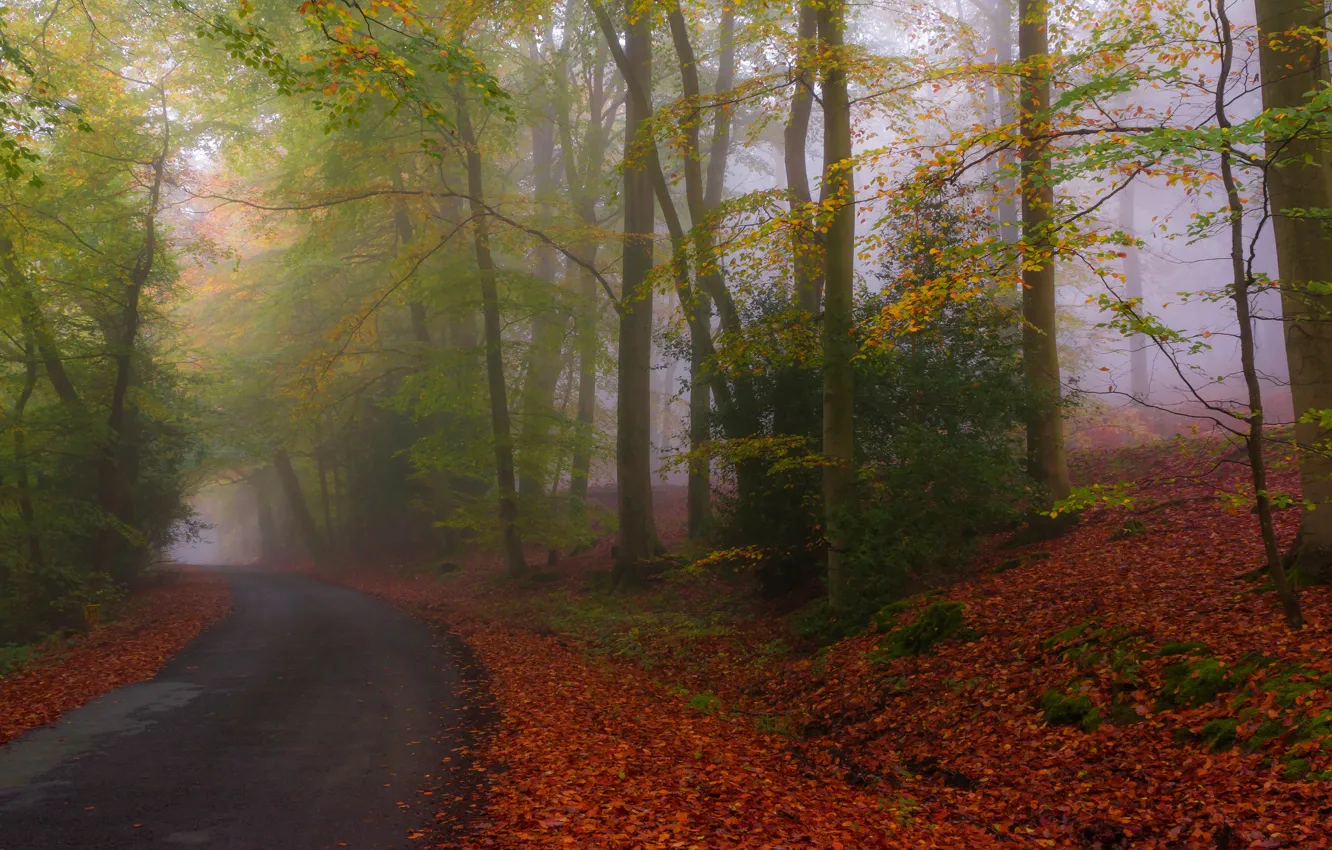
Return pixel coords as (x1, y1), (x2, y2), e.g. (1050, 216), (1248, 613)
(707, 201), (1026, 635)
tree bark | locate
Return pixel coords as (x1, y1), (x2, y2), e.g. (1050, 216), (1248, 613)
(1018, 0), (1071, 506)
(455, 91), (528, 578)
(273, 449), (327, 564)
(1213, 0), (1303, 628)
(1119, 179), (1148, 402)
(614, 0), (662, 581)
(559, 38), (611, 518)
(665, 0), (719, 538)
(786, 1), (824, 313)
(819, 0), (856, 611)
(96, 142), (167, 579)
(253, 470), (280, 565)
(518, 103), (566, 503)
(986, 0), (1019, 243)
(1255, 0), (1332, 583)
(13, 334), (44, 568)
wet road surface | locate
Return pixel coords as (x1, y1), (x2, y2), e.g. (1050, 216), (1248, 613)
(0, 570), (481, 850)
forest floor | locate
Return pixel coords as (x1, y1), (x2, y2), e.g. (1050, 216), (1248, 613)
(0, 569), (232, 746)
(332, 437), (1332, 849)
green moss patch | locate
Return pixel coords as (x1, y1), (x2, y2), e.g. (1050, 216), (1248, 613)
(1200, 718), (1239, 751)
(1041, 689), (1101, 732)
(873, 601), (978, 660)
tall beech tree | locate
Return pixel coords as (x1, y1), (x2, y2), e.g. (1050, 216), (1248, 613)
(1254, 0), (1332, 582)
(455, 89), (528, 578)
(819, 0), (855, 610)
(612, 0), (662, 579)
(1017, 0), (1071, 508)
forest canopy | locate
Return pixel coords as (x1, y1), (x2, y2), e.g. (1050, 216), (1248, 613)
(3, 0), (1332, 643)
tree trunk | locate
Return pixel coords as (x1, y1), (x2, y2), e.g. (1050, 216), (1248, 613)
(1119, 179), (1148, 403)
(518, 98), (565, 502)
(273, 449), (327, 564)
(1213, 0), (1303, 628)
(96, 148), (166, 580)
(989, 0), (1019, 244)
(666, 0), (721, 538)
(819, 0), (856, 612)
(614, 0), (661, 581)
(786, 1), (824, 314)
(13, 335), (44, 568)
(773, 1), (824, 444)
(1255, 0), (1332, 583)
(392, 174), (432, 346)
(253, 471), (280, 565)
(1018, 0), (1071, 506)
(561, 39), (609, 520)
(317, 446), (334, 544)
(455, 92), (528, 578)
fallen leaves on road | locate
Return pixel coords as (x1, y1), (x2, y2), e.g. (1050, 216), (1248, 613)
(0, 570), (232, 746)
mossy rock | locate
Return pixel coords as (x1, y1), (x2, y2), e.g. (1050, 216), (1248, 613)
(1200, 718), (1239, 751)
(1041, 689), (1101, 732)
(876, 601), (977, 660)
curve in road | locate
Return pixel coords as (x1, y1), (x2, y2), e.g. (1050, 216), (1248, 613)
(0, 570), (489, 850)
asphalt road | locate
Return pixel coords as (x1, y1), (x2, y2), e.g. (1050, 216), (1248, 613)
(0, 570), (486, 850)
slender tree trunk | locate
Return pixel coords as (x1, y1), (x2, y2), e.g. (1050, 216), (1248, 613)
(1, 230), (84, 410)
(519, 95), (565, 502)
(990, 0), (1019, 244)
(658, 357), (678, 461)
(560, 40), (610, 520)
(392, 174), (432, 346)
(1255, 0), (1332, 582)
(455, 93), (528, 578)
(317, 447), (334, 544)
(1119, 179), (1148, 402)
(273, 449), (326, 564)
(97, 147), (166, 579)
(1018, 0), (1071, 506)
(592, 0), (745, 533)
(774, 1), (824, 443)
(253, 471), (280, 564)
(666, 0), (720, 538)
(14, 335), (44, 568)
(1214, 0), (1303, 627)
(786, 1), (824, 314)
(570, 262), (600, 512)
(614, 0), (661, 580)
(819, 0), (855, 611)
